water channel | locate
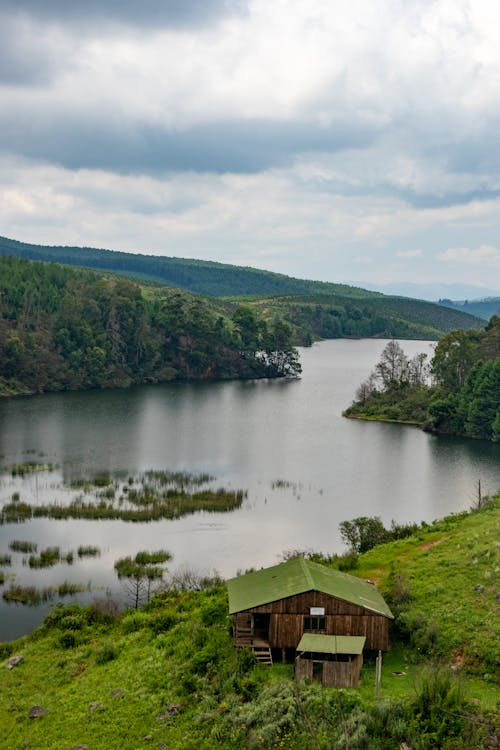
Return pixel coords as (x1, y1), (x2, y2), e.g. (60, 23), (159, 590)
(1, 338), (499, 640)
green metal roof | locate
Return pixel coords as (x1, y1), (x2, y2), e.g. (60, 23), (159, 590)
(227, 557), (393, 618)
(297, 634), (366, 655)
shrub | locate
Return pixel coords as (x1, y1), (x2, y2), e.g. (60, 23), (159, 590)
(95, 643), (117, 664)
(121, 611), (149, 633)
(149, 610), (178, 635)
(59, 631), (77, 649)
(0, 642), (14, 660)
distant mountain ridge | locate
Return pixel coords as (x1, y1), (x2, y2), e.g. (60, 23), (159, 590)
(438, 297), (500, 321)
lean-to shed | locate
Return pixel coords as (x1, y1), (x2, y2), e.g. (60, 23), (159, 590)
(227, 558), (393, 664)
(295, 634), (365, 687)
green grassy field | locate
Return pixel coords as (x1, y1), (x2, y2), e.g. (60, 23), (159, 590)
(1, 497), (499, 749)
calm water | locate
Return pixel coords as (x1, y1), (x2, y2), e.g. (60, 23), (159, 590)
(1, 339), (499, 640)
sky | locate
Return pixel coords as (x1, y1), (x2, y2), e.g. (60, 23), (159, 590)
(1, 0), (500, 296)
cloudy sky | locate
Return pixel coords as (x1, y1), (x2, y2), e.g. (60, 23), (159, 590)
(1, 0), (500, 295)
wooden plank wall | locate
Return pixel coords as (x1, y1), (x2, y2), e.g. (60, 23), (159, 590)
(248, 591), (390, 651)
(294, 659), (313, 682)
(323, 659), (361, 688)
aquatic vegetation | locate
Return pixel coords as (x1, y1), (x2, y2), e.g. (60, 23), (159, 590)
(2, 584), (54, 605)
(1, 462), (56, 476)
(9, 540), (37, 553)
(0, 554), (12, 566)
(0, 489), (245, 524)
(28, 547), (61, 568)
(57, 581), (87, 596)
(77, 545), (101, 557)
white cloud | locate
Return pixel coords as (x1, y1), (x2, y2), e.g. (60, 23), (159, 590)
(439, 245), (500, 265)
(397, 249), (423, 258)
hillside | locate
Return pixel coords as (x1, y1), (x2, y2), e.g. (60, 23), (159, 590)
(0, 236), (483, 341)
(0, 235), (377, 299)
(0, 256), (300, 397)
(439, 297), (500, 321)
(0, 497), (498, 749)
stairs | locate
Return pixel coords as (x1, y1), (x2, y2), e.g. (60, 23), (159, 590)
(252, 646), (273, 665)
(234, 613), (273, 665)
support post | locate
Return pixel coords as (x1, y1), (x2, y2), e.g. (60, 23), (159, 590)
(375, 650), (382, 698)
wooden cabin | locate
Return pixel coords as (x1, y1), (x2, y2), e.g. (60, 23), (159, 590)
(227, 558), (393, 673)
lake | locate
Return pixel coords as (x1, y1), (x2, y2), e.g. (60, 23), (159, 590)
(1, 338), (499, 640)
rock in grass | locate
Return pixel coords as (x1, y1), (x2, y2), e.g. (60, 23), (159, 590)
(29, 705), (48, 719)
(70, 745), (88, 749)
(7, 655), (23, 669)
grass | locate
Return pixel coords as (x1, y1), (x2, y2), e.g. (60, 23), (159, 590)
(351, 496), (500, 675)
(0, 499), (499, 749)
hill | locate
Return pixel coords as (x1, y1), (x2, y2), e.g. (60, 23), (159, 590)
(439, 297), (500, 321)
(0, 235), (484, 340)
(0, 256), (300, 397)
(0, 235), (377, 299)
(0, 497), (498, 749)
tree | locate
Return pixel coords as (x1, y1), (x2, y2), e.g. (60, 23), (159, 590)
(114, 550), (171, 609)
(375, 340), (408, 389)
(339, 516), (391, 553)
(431, 329), (478, 391)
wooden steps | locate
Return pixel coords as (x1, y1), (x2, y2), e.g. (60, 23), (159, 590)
(252, 646), (273, 665)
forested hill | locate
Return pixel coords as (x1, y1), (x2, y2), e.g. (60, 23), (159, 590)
(0, 235), (483, 338)
(0, 235), (375, 299)
(0, 257), (300, 397)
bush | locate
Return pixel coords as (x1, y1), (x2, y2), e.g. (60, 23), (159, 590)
(0, 642), (14, 660)
(149, 610), (178, 635)
(59, 631), (77, 649)
(200, 598), (227, 626)
(95, 643), (117, 664)
(121, 611), (149, 633)
(407, 667), (469, 750)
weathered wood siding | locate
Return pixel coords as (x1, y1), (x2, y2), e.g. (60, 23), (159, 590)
(241, 591), (390, 651)
(294, 654), (363, 688)
(322, 656), (362, 688)
(294, 658), (313, 682)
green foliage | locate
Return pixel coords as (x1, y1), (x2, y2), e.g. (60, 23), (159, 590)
(407, 668), (469, 749)
(340, 516), (420, 554)
(347, 318), (500, 441)
(0, 256), (301, 399)
(94, 643), (118, 664)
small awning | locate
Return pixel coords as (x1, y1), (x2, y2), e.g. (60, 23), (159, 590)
(296, 634), (366, 655)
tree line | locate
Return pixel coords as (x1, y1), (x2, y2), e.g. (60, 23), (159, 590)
(345, 317), (500, 441)
(0, 256), (300, 396)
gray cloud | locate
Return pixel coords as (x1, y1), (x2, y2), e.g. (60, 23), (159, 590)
(0, 116), (375, 175)
(1, 0), (246, 29)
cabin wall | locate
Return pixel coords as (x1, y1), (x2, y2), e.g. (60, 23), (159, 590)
(242, 591), (390, 651)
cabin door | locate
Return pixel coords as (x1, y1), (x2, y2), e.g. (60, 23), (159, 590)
(253, 613), (270, 640)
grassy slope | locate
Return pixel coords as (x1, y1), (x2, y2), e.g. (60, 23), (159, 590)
(0, 498), (498, 749)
